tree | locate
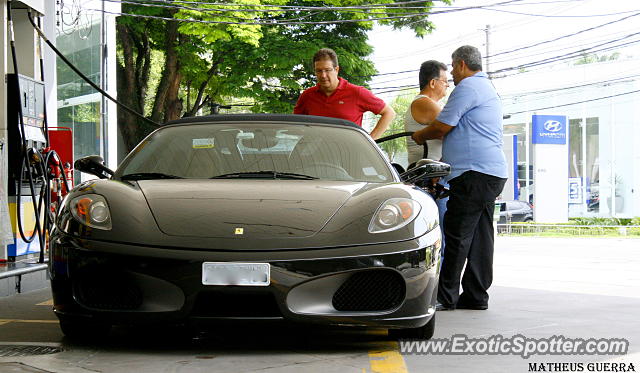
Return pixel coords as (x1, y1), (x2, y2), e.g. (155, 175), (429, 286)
(116, 0), (447, 151)
(574, 52), (621, 65)
(377, 90), (415, 162)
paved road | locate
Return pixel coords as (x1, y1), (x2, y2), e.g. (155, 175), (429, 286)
(1, 237), (639, 372)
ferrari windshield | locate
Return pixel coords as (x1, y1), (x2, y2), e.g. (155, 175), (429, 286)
(117, 122), (394, 182)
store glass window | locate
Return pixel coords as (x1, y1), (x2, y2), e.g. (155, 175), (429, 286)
(56, 14), (103, 184)
(569, 117), (599, 214)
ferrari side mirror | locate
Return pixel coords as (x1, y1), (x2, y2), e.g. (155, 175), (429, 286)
(400, 159), (450, 184)
(74, 155), (114, 179)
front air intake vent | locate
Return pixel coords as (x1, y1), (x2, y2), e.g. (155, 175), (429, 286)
(74, 270), (143, 310)
(332, 270), (405, 312)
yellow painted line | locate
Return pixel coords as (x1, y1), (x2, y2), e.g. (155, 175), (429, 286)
(0, 319), (58, 324)
(366, 329), (388, 336)
(37, 299), (53, 306)
(368, 341), (408, 373)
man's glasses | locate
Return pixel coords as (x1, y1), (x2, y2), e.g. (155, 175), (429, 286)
(315, 68), (335, 75)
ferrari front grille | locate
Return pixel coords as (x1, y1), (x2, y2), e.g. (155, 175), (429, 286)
(332, 270), (405, 312)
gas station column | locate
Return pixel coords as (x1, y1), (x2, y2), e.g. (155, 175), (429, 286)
(532, 114), (569, 223)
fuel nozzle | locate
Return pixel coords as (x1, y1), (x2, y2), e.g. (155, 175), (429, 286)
(26, 147), (45, 177)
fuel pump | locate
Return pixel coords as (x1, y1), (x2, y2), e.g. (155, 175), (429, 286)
(6, 73), (46, 260)
(5, 1), (70, 262)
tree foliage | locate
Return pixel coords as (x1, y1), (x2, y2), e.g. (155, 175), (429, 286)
(116, 0), (446, 151)
(574, 52), (621, 65)
(377, 90), (415, 162)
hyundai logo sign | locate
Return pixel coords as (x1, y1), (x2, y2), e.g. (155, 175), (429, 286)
(543, 120), (562, 132)
(532, 115), (567, 144)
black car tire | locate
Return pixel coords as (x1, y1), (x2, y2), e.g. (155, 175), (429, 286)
(59, 319), (111, 340)
(388, 313), (436, 340)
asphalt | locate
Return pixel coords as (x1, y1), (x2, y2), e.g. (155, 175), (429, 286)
(0, 236), (639, 373)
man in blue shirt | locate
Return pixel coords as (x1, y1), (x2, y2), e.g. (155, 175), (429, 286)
(412, 45), (507, 311)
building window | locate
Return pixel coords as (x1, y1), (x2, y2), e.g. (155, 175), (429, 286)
(569, 117), (599, 214)
(56, 15), (103, 183)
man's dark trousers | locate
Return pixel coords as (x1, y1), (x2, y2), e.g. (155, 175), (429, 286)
(438, 170), (507, 308)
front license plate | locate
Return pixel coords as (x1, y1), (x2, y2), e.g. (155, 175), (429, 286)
(202, 262), (270, 286)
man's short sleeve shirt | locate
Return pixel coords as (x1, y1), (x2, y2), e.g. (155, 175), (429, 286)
(437, 72), (507, 181)
(293, 78), (386, 126)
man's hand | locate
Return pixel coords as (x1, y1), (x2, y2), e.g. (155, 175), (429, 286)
(411, 131), (425, 145)
(411, 119), (453, 144)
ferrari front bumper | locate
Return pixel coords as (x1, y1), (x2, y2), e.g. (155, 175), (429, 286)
(49, 228), (441, 330)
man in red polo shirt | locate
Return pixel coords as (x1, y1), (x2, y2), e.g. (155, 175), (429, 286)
(294, 48), (395, 140)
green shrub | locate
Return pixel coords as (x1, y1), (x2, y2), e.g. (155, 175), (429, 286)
(568, 217), (639, 226)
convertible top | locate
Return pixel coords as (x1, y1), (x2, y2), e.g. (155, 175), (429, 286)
(164, 113), (362, 130)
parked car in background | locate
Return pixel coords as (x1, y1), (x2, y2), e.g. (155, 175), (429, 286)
(497, 200), (533, 224)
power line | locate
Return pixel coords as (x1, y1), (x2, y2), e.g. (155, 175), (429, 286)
(506, 89), (640, 115)
(478, 8), (640, 18)
(98, 0), (640, 97)
(368, 31), (640, 80)
(370, 0), (585, 63)
(369, 67), (640, 96)
(109, 0), (451, 11)
(490, 32), (640, 74)
(500, 73), (640, 98)
(107, 0), (443, 17)
(486, 11), (640, 58)
(92, 8), (438, 25)
(337, 32), (639, 84)
(488, 27), (638, 66)
(88, 0), (532, 26)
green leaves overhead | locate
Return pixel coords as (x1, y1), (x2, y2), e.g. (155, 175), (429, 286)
(116, 0), (444, 150)
(176, 0), (271, 46)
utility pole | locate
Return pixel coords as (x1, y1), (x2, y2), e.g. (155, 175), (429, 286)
(484, 24), (491, 79)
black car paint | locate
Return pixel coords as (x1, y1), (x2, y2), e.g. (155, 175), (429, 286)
(56, 179), (436, 250)
(50, 231), (440, 329)
(50, 114), (444, 335)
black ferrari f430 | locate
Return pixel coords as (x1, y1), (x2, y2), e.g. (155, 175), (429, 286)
(49, 114), (449, 340)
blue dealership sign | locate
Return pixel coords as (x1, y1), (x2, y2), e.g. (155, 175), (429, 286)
(532, 115), (567, 144)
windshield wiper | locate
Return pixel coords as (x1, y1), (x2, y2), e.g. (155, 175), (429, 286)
(120, 172), (184, 180)
(211, 171), (317, 180)
(273, 172), (318, 180)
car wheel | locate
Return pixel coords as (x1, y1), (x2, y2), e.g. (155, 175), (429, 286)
(524, 217), (533, 223)
(59, 319), (111, 340)
(388, 313), (436, 340)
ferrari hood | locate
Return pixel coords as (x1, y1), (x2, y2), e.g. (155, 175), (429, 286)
(138, 180), (366, 239)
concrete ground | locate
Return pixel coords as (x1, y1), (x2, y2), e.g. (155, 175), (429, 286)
(1, 236), (639, 373)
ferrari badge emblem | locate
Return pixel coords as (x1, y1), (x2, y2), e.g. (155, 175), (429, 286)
(235, 228), (244, 235)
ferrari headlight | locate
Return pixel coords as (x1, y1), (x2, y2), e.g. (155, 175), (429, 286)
(70, 194), (112, 230)
(368, 198), (421, 233)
